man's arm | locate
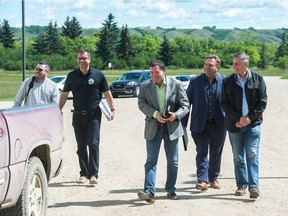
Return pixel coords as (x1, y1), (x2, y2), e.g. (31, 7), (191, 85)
(13, 81), (27, 107)
(59, 92), (69, 110)
(51, 83), (60, 104)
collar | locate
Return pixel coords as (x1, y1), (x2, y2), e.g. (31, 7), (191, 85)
(236, 69), (251, 81)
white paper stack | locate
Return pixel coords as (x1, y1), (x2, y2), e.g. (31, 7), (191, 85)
(99, 100), (112, 120)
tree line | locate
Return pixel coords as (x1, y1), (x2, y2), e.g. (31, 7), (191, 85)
(1, 13), (288, 71)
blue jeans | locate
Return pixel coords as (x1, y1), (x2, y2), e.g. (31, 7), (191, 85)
(144, 124), (178, 196)
(228, 125), (261, 189)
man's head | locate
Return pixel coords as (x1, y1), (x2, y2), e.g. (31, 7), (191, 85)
(34, 61), (50, 82)
(149, 60), (166, 86)
(232, 52), (249, 75)
(77, 49), (91, 73)
(203, 54), (221, 80)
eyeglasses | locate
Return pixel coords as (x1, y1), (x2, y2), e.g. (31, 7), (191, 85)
(35, 67), (45, 72)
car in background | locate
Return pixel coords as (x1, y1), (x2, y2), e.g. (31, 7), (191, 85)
(51, 76), (66, 93)
(50, 75), (73, 98)
(175, 74), (195, 90)
(110, 70), (151, 98)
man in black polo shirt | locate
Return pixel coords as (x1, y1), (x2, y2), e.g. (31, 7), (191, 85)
(59, 49), (115, 185)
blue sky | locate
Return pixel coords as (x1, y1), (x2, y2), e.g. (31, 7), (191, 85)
(1, 0), (288, 29)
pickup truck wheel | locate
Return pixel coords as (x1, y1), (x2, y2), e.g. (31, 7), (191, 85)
(22, 157), (48, 215)
(0, 157), (48, 216)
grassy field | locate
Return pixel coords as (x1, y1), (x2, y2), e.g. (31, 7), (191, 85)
(0, 67), (286, 101)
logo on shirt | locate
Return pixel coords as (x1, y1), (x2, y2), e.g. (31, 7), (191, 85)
(88, 78), (94, 85)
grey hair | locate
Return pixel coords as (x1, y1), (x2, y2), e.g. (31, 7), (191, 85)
(233, 52), (250, 66)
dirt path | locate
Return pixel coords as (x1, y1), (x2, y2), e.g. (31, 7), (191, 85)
(2, 76), (288, 216)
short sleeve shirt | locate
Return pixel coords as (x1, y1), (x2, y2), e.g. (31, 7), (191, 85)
(63, 67), (109, 110)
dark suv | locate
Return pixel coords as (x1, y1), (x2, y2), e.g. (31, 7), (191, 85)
(110, 70), (151, 98)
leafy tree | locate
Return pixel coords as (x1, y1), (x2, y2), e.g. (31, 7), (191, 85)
(62, 16), (83, 39)
(117, 24), (134, 63)
(96, 13), (119, 67)
(0, 19), (15, 48)
(275, 32), (288, 60)
(276, 56), (288, 72)
(158, 35), (172, 66)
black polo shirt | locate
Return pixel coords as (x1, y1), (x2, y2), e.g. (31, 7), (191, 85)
(63, 67), (109, 111)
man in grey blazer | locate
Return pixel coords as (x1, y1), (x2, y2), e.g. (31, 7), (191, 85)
(138, 60), (189, 203)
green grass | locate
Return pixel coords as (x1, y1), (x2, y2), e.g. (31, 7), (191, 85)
(1, 67), (287, 101)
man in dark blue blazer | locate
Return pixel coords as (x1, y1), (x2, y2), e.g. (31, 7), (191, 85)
(182, 54), (226, 190)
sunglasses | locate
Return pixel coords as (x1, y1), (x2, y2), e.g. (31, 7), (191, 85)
(35, 67), (45, 72)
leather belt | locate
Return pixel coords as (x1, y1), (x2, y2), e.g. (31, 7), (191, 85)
(207, 118), (215, 122)
(71, 109), (94, 115)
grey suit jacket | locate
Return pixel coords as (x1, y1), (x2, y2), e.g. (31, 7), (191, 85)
(138, 76), (189, 141)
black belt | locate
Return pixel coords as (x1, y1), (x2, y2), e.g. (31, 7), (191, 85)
(207, 118), (215, 122)
(71, 109), (95, 115)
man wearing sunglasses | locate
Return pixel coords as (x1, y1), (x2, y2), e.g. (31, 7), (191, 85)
(13, 61), (59, 107)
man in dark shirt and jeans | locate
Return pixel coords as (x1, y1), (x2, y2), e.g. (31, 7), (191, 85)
(221, 52), (267, 199)
(59, 49), (115, 185)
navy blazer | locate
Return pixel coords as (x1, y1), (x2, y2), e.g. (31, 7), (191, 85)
(182, 73), (225, 133)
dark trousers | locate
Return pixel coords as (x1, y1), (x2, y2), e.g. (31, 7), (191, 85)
(192, 121), (226, 183)
(72, 112), (101, 179)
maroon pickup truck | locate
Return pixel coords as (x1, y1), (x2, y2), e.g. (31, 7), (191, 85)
(0, 103), (63, 215)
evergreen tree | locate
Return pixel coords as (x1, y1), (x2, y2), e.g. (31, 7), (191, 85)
(62, 16), (82, 39)
(32, 21), (61, 55)
(0, 19), (15, 48)
(117, 24), (134, 62)
(158, 35), (172, 66)
(32, 32), (48, 54)
(258, 41), (268, 69)
(96, 13), (119, 66)
(46, 21), (61, 55)
(275, 32), (288, 60)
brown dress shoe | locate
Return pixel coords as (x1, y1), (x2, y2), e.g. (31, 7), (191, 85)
(196, 182), (208, 190)
(235, 187), (246, 196)
(249, 187), (260, 199)
(210, 180), (220, 189)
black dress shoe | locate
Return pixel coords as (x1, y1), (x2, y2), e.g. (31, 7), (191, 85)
(167, 190), (178, 200)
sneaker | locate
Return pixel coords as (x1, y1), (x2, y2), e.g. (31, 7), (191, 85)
(235, 187), (246, 196)
(196, 182), (208, 190)
(249, 187), (260, 199)
(210, 180), (220, 189)
(77, 176), (88, 184)
(167, 189), (178, 200)
(138, 190), (155, 204)
(89, 176), (97, 185)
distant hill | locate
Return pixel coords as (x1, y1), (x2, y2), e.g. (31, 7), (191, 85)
(11, 25), (287, 45)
